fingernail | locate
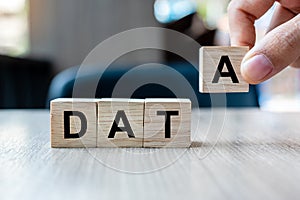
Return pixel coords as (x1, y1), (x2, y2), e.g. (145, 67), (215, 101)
(242, 54), (274, 82)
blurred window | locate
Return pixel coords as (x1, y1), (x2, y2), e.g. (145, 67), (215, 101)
(0, 0), (29, 56)
(154, 0), (197, 23)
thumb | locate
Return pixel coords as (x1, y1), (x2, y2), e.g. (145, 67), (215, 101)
(241, 14), (300, 84)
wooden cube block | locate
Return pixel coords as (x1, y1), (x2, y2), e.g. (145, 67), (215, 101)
(50, 98), (97, 148)
(97, 98), (144, 147)
(200, 46), (249, 93)
(143, 98), (191, 147)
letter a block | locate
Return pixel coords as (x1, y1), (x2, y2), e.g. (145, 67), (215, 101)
(50, 98), (97, 147)
(143, 99), (191, 147)
(97, 98), (144, 147)
(200, 46), (249, 93)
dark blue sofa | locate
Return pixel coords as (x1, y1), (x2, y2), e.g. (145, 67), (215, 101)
(47, 63), (258, 108)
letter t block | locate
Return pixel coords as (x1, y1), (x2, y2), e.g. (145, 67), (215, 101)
(200, 46), (249, 93)
(143, 98), (191, 147)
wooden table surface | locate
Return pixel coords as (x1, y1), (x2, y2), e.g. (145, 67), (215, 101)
(0, 109), (300, 200)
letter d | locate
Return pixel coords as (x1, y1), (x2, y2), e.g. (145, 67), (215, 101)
(64, 111), (87, 138)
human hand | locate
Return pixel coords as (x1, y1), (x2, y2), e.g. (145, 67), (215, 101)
(228, 0), (300, 84)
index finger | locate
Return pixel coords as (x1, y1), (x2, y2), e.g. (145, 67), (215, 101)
(228, 0), (275, 47)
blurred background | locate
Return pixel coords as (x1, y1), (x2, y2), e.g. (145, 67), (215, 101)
(0, 0), (298, 110)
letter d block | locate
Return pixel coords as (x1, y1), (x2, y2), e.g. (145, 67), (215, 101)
(97, 99), (144, 147)
(144, 99), (191, 147)
(50, 98), (97, 147)
(200, 46), (249, 93)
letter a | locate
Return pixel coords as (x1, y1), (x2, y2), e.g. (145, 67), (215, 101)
(108, 110), (135, 138)
(212, 55), (239, 83)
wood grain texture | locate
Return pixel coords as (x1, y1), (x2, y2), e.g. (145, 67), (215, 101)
(50, 98), (97, 147)
(143, 98), (191, 147)
(97, 98), (144, 147)
(1, 109), (300, 200)
(200, 46), (249, 93)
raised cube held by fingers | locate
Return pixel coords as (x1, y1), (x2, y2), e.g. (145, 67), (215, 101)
(200, 46), (249, 93)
